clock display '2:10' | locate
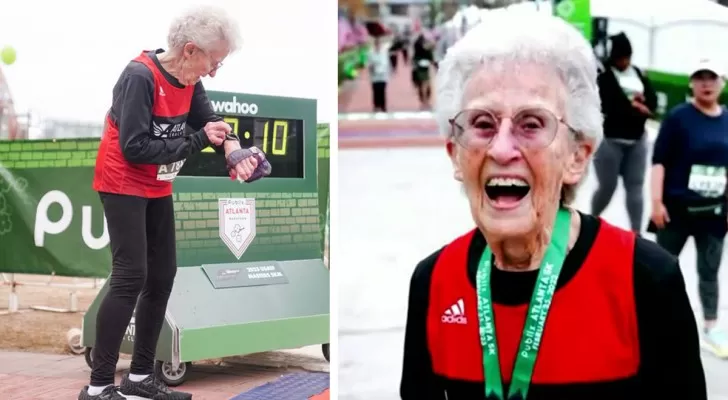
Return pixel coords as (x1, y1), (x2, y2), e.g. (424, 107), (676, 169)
(223, 116), (292, 156)
(183, 115), (304, 179)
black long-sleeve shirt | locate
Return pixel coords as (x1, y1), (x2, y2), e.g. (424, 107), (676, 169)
(93, 49), (233, 198)
(598, 65), (657, 141)
(110, 50), (225, 165)
(401, 212), (706, 400)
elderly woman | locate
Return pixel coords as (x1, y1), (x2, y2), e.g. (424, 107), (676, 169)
(400, 12), (706, 400)
(81, 6), (266, 400)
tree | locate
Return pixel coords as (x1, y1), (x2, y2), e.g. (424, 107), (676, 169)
(339, 0), (367, 17)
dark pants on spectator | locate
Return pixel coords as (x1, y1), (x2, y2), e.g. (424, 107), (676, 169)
(90, 193), (177, 386)
(372, 81), (387, 112)
(389, 53), (398, 70)
(656, 226), (723, 321)
(592, 137), (647, 231)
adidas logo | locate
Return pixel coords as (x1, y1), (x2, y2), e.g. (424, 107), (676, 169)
(441, 298), (467, 325)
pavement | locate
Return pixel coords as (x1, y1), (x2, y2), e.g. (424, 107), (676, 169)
(339, 54), (433, 115)
(0, 346), (329, 400)
(338, 146), (728, 400)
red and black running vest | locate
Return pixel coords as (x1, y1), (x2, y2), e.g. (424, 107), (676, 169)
(427, 221), (641, 385)
(93, 51), (195, 198)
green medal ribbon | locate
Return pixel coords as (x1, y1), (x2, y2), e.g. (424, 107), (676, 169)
(476, 208), (571, 400)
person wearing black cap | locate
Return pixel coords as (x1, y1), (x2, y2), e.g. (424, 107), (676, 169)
(650, 59), (728, 359)
(591, 32), (656, 233)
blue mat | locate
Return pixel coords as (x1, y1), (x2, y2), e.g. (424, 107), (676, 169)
(231, 372), (330, 400)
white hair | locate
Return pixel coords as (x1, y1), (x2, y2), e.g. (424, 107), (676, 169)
(435, 11), (603, 204)
(167, 6), (242, 54)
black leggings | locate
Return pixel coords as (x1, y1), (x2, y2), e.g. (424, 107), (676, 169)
(656, 225), (723, 321)
(90, 193), (177, 386)
(372, 82), (387, 112)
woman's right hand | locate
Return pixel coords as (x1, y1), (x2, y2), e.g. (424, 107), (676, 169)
(204, 121), (230, 146)
(632, 100), (652, 116)
(650, 200), (670, 229)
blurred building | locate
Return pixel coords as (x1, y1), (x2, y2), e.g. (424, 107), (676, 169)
(35, 119), (104, 139)
(0, 64), (104, 140)
(365, 0), (458, 28)
(364, 0), (528, 30)
(0, 66), (23, 140)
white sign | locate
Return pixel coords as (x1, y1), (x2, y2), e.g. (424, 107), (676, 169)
(218, 198), (257, 260)
(210, 97), (259, 115)
(124, 315), (136, 343)
(34, 190), (109, 250)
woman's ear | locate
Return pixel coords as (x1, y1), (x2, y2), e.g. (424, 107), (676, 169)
(446, 140), (464, 181)
(563, 138), (595, 186)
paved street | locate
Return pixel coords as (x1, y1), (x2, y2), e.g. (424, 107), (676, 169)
(338, 146), (728, 400)
(0, 346), (328, 399)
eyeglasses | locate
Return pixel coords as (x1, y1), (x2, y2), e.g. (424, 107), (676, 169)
(448, 108), (577, 150)
(196, 46), (224, 72)
(208, 57), (224, 72)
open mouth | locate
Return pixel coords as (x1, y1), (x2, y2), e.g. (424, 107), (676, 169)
(485, 177), (531, 207)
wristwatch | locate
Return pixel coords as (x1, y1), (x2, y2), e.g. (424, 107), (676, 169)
(223, 133), (238, 143)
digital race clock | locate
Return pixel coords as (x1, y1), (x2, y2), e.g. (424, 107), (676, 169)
(179, 91), (315, 180)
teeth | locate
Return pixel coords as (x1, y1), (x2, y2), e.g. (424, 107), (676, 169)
(486, 177), (529, 187)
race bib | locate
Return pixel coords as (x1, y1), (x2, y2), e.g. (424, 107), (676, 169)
(157, 160), (186, 182)
(688, 164), (727, 198)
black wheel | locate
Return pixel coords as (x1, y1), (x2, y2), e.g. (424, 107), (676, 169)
(84, 347), (93, 369)
(322, 343), (330, 362)
(154, 360), (191, 387)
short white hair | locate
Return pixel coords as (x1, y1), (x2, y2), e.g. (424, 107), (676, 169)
(435, 11), (603, 204)
(436, 11), (602, 146)
(167, 6), (242, 54)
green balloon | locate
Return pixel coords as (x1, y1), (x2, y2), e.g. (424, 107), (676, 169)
(1, 46), (16, 65)
(344, 64), (357, 79)
(357, 48), (368, 68)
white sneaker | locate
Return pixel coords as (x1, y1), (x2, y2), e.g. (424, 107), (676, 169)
(702, 327), (728, 359)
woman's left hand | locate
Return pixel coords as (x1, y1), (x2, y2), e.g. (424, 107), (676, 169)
(230, 156), (259, 181)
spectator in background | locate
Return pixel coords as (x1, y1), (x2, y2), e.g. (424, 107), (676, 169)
(591, 32), (656, 232)
(369, 37), (390, 112)
(389, 31), (404, 71)
(402, 25), (411, 64)
(338, 17), (356, 52)
(351, 18), (369, 47)
(434, 26), (449, 69)
(412, 32), (435, 110)
(650, 59), (728, 358)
